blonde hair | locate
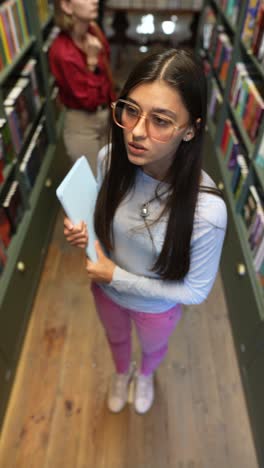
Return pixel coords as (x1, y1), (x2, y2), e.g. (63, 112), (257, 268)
(54, 0), (73, 32)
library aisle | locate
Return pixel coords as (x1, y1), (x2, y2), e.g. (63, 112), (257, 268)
(0, 209), (259, 468)
(0, 1), (263, 467)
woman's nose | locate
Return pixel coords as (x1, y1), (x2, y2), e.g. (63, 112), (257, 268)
(132, 114), (148, 139)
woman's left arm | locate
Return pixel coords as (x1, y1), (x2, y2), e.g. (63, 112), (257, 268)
(109, 222), (226, 305)
(86, 219), (227, 306)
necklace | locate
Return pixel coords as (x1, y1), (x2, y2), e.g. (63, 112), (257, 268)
(140, 203), (150, 218)
(140, 189), (169, 219)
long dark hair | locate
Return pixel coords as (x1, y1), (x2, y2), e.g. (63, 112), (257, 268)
(94, 48), (221, 280)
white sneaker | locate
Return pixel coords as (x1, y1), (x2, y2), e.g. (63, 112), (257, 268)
(107, 366), (134, 413)
(134, 373), (154, 414)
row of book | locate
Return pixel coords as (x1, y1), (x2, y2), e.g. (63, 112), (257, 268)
(0, 0), (29, 70)
(230, 62), (264, 143)
(220, 116), (249, 195)
(212, 31), (233, 86)
(202, 9), (233, 86)
(242, 183), (264, 288)
(0, 22), (58, 185)
(230, 154), (249, 199)
(0, 57), (42, 184)
(0, 116), (49, 275)
(203, 0), (264, 67)
(215, 0), (241, 26)
(242, 0), (264, 67)
(106, 0), (203, 9)
(3, 58), (42, 159)
(219, 123), (263, 253)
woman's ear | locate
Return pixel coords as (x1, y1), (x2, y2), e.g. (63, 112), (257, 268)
(183, 127), (195, 142)
(60, 0), (73, 15)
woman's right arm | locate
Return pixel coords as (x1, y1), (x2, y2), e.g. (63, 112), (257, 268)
(63, 217), (88, 249)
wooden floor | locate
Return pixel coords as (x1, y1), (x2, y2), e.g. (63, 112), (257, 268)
(0, 209), (259, 468)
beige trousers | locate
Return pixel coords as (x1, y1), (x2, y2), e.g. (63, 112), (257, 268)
(63, 107), (109, 175)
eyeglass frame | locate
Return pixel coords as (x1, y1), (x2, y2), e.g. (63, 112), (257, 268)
(111, 98), (190, 143)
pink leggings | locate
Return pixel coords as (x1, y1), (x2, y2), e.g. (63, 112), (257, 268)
(91, 282), (182, 376)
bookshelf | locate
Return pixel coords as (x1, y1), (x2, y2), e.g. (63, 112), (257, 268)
(197, 0), (264, 465)
(0, 0), (68, 430)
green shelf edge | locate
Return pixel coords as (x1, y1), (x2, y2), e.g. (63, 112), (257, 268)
(28, 143), (55, 208)
(56, 110), (65, 136)
(253, 160), (264, 187)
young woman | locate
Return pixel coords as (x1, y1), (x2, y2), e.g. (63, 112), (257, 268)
(49, 0), (115, 173)
(64, 49), (227, 414)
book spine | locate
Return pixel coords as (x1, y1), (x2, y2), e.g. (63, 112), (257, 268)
(6, 1), (20, 55)
(241, 0), (260, 49)
(16, 0), (29, 42)
(0, 22), (8, 66)
(11, 0), (24, 48)
(1, 6), (16, 59)
(0, 9), (12, 63)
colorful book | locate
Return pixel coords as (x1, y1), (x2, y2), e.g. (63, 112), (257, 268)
(17, 0), (29, 41)
(0, 9), (11, 63)
(231, 154), (248, 194)
(241, 0), (260, 49)
(10, 0), (24, 49)
(1, 6), (16, 59)
(6, 1), (20, 55)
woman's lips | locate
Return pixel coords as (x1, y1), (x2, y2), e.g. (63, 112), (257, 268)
(128, 142), (147, 155)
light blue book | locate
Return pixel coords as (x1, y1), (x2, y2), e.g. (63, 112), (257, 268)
(56, 156), (98, 262)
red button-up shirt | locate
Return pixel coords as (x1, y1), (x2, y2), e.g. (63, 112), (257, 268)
(49, 29), (113, 111)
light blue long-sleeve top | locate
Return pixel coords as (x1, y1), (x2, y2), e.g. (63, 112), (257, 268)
(96, 146), (227, 313)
